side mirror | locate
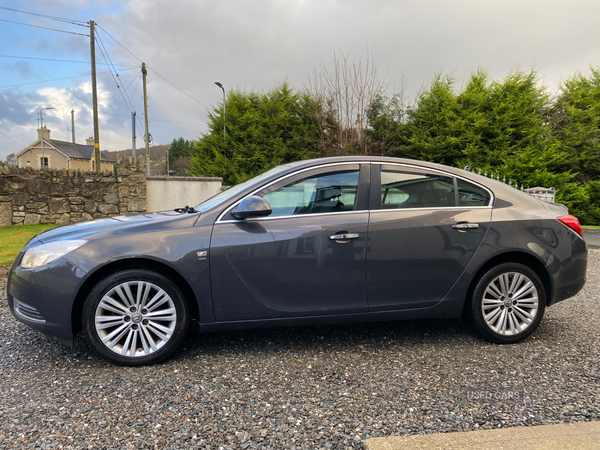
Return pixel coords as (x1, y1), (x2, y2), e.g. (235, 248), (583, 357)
(231, 195), (272, 220)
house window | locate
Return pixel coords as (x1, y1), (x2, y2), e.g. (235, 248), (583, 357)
(26, 161), (30, 167)
(40, 157), (48, 168)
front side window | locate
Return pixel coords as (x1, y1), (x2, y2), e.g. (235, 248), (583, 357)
(381, 167), (455, 209)
(261, 170), (360, 217)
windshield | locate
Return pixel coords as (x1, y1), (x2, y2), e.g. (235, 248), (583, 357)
(195, 165), (290, 212)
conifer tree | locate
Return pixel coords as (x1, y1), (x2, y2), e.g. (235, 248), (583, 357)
(189, 83), (319, 185)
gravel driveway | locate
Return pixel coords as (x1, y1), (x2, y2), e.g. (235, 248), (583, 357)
(1, 251), (599, 449)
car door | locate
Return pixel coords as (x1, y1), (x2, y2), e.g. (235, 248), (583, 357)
(367, 163), (493, 311)
(210, 163), (370, 321)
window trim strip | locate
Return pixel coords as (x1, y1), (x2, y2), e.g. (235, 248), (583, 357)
(216, 162), (363, 223)
(216, 161), (495, 224)
(375, 162), (495, 208)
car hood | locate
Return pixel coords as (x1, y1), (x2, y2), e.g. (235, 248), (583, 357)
(36, 211), (201, 244)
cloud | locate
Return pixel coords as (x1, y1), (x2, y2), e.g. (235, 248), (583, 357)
(6, 61), (34, 79)
(4, 0), (600, 161)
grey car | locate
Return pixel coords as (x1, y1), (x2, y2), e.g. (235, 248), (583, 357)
(7, 157), (588, 366)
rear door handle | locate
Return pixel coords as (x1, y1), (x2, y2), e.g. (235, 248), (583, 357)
(452, 223), (479, 229)
(329, 233), (360, 240)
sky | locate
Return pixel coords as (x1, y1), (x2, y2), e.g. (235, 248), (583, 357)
(1, 0), (600, 161)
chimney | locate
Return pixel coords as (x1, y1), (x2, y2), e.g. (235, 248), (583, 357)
(86, 137), (95, 145)
(37, 127), (51, 140)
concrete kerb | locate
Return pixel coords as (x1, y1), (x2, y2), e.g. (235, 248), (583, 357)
(362, 421), (600, 450)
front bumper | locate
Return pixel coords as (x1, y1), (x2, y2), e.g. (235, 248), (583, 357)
(7, 253), (87, 345)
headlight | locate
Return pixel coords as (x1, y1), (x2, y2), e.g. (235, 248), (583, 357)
(21, 240), (87, 269)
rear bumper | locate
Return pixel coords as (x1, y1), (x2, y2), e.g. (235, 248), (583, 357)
(547, 230), (588, 306)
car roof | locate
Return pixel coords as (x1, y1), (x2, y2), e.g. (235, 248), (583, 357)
(278, 156), (548, 208)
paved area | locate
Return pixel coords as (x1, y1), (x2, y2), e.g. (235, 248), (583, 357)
(0, 251), (599, 449)
(364, 421), (600, 449)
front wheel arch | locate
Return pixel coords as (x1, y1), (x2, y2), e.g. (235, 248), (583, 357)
(82, 268), (190, 365)
(72, 258), (199, 337)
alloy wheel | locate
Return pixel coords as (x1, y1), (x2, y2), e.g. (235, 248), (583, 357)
(94, 280), (178, 357)
(481, 271), (539, 336)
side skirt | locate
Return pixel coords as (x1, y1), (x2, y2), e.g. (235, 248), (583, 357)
(197, 297), (465, 333)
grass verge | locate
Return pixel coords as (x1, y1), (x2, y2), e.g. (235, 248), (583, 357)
(0, 224), (58, 265)
(582, 225), (600, 230)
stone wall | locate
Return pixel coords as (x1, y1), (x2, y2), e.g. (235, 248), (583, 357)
(0, 156), (147, 227)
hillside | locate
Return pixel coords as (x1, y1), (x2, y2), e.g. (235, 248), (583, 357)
(102, 144), (170, 161)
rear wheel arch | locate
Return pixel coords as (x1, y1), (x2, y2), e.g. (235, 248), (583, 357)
(464, 251), (553, 317)
(71, 258), (199, 337)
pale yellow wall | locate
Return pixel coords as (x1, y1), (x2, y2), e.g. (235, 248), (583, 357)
(56, 158), (113, 172)
(17, 146), (114, 172)
(69, 159), (91, 171)
(89, 159), (115, 172)
(17, 146), (68, 169)
(100, 161), (114, 172)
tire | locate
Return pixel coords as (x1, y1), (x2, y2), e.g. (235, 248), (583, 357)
(82, 269), (189, 366)
(465, 263), (546, 344)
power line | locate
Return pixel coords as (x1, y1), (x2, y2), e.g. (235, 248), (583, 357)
(0, 6), (88, 25)
(95, 25), (208, 109)
(0, 18), (89, 37)
(147, 67), (209, 108)
(104, 78), (145, 147)
(150, 119), (202, 126)
(0, 129), (24, 148)
(130, 76), (144, 137)
(0, 68), (137, 89)
(104, 109), (130, 146)
(76, 72), (141, 139)
(0, 54), (137, 67)
(95, 33), (137, 112)
(96, 24), (143, 63)
(94, 34), (144, 138)
(95, 33), (122, 77)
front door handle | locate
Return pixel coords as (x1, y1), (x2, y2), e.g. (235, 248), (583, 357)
(452, 223), (479, 230)
(329, 233), (360, 241)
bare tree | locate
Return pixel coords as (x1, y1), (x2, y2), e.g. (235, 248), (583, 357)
(6, 153), (18, 167)
(304, 47), (386, 155)
(366, 72), (412, 156)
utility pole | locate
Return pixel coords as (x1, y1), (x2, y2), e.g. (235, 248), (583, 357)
(71, 110), (75, 143)
(131, 111), (136, 158)
(142, 63), (150, 177)
(40, 114), (44, 169)
(90, 20), (101, 173)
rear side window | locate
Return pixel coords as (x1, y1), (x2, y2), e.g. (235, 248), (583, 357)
(457, 179), (491, 206)
(381, 167), (455, 209)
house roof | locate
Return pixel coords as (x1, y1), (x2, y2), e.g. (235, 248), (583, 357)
(15, 138), (115, 162)
(50, 139), (95, 159)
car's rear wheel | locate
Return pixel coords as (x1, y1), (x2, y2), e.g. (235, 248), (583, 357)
(82, 269), (189, 366)
(466, 263), (546, 344)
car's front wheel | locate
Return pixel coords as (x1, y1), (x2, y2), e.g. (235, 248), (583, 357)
(82, 269), (189, 366)
(466, 263), (546, 344)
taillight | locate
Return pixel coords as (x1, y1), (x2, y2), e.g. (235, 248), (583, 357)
(558, 215), (583, 237)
